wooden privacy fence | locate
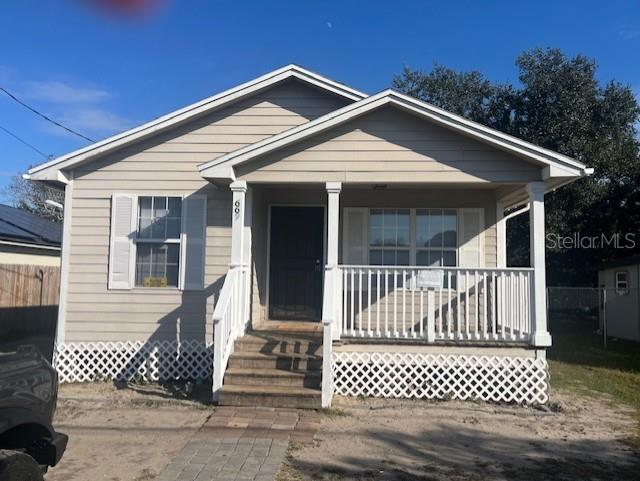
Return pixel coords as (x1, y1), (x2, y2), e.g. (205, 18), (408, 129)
(0, 263), (60, 361)
(0, 263), (60, 307)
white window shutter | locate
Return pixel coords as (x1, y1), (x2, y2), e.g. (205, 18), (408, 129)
(458, 208), (484, 268)
(108, 193), (136, 289)
(342, 208), (368, 265)
(181, 195), (207, 290)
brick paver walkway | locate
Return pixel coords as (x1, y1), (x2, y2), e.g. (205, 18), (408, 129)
(155, 407), (320, 481)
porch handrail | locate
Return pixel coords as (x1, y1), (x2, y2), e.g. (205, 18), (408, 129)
(338, 265), (534, 343)
(212, 266), (242, 401)
(321, 264), (339, 408)
(341, 265), (534, 272)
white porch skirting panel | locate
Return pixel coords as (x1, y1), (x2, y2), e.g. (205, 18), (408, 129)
(54, 341), (213, 383)
(332, 351), (549, 404)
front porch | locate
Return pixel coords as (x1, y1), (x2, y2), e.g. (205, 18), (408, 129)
(212, 180), (551, 407)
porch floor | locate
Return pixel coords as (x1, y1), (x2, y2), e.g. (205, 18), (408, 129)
(253, 320), (322, 335)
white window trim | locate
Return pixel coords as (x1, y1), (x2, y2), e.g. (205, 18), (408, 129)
(367, 208), (412, 266)
(615, 270), (629, 295)
(415, 208), (459, 267)
(132, 194), (186, 290)
(345, 207), (482, 267)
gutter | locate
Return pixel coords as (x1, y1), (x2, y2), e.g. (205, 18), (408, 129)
(0, 239), (61, 251)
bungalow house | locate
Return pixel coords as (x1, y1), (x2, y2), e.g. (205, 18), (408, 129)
(26, 65), (591, 408)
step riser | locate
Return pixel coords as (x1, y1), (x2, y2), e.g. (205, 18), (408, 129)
(218, 392), (320, 409)
(234, 340), (322, 356)
(225, 374), (321, 388)
(228, 357), (322, 371)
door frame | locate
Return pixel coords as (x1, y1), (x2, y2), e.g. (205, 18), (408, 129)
(266, 203), (327, 321)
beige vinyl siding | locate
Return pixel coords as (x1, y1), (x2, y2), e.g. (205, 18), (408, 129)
(64, 80), (350, 342)
(0, 246), (60, 266)
(237, 106), (544, 184)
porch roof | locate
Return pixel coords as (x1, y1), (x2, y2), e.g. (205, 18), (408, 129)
(199, 90), (592, 188)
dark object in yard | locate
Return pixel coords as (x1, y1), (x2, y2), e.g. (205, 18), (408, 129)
(0, 344), (67, 478)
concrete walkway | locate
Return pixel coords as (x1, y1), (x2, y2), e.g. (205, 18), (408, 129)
(154, 407), (320, 481)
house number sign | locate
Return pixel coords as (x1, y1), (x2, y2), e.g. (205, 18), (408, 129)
(234, 200), (241, 220)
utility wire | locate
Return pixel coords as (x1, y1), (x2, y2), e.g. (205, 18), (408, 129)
(0, 123), (49, 159)
(0, 86), (95, 143)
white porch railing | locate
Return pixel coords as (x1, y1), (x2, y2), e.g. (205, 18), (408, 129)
(212, 265), (249, 400)
(339, 266), (534, 343)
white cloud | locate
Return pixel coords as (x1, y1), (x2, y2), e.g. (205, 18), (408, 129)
(63, 107), (133, 133)
(41, 107), (135, 138)
(24, 80), (111, 104)
(7, 75), (134, 138)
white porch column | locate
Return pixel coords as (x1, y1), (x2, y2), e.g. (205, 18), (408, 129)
(326, 182), (341, 267)
(528, 182), (552, 347)
(496, 200), (507, 268)
(324, 182), (342, 336)
(230, 181), (249, 335)
(322, 181), (341, 407)
(230, 181), (247, 268)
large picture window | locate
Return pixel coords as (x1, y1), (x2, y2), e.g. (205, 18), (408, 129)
(135, 196), (182, 288)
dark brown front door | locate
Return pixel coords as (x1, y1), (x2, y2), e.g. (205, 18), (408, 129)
(269, 206), (324, 321)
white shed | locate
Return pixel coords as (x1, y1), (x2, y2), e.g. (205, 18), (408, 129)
(598, 255), (640, 342)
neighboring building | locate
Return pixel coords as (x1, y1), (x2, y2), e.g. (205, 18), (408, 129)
(0, 204), (61, 266)
(598, 255), (640, 342)
(26, 65), (591, 407)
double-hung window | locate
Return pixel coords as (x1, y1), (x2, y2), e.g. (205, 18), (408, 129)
(415, 209), (458, 267)
(368, 209), (410, 266)
(615, 271), (629, 295)
(135, 196), (182, 288)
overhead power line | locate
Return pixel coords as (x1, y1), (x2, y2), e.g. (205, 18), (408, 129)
(0, 123), (49, 159)
(0, 86), (95, 142)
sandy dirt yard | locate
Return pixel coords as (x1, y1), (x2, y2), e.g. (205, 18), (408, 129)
(45, 383), (212, 481)
(280, 394), (640, 481)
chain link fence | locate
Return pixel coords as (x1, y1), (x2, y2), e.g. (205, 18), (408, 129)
(547, 286), (640, 347)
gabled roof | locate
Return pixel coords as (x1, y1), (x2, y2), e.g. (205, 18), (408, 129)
(0, 204), (62, 248)
(27, 65), (367, 183)
(199, 89), (591, 180)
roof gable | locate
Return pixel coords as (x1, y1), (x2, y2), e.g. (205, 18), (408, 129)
(199, 90), (590, 181)
(27, 65), (366, 183)
(233, 106), (544, 184)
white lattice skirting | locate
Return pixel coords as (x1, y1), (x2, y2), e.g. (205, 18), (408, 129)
(332, 352), (549, 405)
(54, 341), (213, 383)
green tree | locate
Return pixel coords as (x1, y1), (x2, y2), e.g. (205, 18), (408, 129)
(393, 48), (640, 285)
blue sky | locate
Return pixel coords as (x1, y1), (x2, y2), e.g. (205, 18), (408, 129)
(1, 0), (639, 202)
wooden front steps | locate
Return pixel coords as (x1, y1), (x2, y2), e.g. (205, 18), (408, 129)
(217, 330), (323, 409)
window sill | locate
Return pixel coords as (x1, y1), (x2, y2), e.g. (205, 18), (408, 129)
(131, 287), (181, 293)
